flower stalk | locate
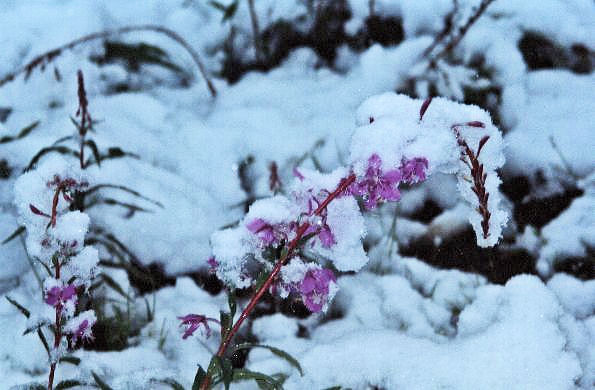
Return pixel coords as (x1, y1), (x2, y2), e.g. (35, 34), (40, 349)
(198, 174), (355, 390)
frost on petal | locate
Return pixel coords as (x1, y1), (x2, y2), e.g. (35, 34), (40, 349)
(43, 278), (77, 308)
(64, 310), (96, 343)
(299, 268), (338, 313)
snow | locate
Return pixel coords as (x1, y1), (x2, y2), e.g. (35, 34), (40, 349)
(0, 0), (593, 389)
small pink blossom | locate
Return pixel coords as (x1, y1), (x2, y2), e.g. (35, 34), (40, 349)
(400, 157), (429, 184)
(247, 218), (278, 245)
(44, 285), (77, 308)
(350, 154), (402, 209)
(178, 314), (219, 339)
(299, 268), (336, 313)
(65, 310), (96, 343)
(350, 154), (429, 209)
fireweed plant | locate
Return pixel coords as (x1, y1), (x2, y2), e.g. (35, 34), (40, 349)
(6, 71), (103, 390)
(181, 93), (507, 389)
(6, 71), (159, 390)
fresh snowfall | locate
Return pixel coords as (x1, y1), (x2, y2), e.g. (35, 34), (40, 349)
(0, 1), (593, 390)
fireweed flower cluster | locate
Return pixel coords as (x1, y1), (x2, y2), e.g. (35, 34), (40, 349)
(182, 92), (507, 389)
(14, 155), (99, 389)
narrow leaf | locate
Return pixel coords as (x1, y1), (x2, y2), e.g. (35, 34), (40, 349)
(92, 372), (114, 390)
(232, 343), (303, 376)
(0, 120), (40, 143)
(6, 296), (30, 318)
(191, 365), (207, 390)
(227, 290), (237, 318)
(232, 369), (282, 389)
(85, 139), (101, 167)
(1, 225), (25, 245)
(59, 356), (81, 365)
(37, 328), (51, 356)
(419, 97), (432, 121)
(221, 358), (233, 390)
(25, 146), (78, 171)
(55, 380), (83, 389)
(23, 318), (50, 335)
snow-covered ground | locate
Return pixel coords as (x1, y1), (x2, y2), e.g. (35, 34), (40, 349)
(0, 1), (593, 389)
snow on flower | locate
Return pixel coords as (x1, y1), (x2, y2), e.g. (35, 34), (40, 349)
(299, 268), (338, 313)
(278, 258), (338, 313)
(44, 282), (77, 308)
(350, 92), (507, 246)
(64, 310), (96, 343)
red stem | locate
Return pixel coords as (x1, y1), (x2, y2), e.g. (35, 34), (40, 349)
(199, 174), (356, 390)
(47, 258), (62, 390)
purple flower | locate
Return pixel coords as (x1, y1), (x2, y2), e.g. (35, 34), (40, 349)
(64, 310), (96, 344)
(299, 268), (336, 313)
(71, 319), (92, 343)
(178, 314), (219, 339)
(45, 284), (77, 308)
(400, 157), (429, 184)
(350, 154), (402, 209)
(206, 256), (218, 272)
(247, 218), (279, 245)
(350, 154), (429, 209)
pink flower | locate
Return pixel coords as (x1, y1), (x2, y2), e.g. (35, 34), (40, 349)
(71, 319), (92, 343)
(44, 285), (77, 308)
(350, 154), (402, 209)
(400, 157), (428, 184)
(247, 218), (278, 245)
(206, 256), (218, 272)
(65, 310), (96, 343)
(299, 268), (336, 313)
(178, 314), (219, 339)
(350, 154), (429, 209)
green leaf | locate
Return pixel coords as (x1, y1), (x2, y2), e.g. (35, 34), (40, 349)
(232, 343), (303, 376)
(37, 328), (50, 356)
(208, 356), (223, 383)
(55, 379), (83, 389)
(322, 387), (344, 390)
(19, 383), (46, 390)
(5, 296), (30, 318)
(59, 356), (81, 365)
(23, 318), (50, 335)
(208, 1), (226, 12)
(221, 358), (233, 390)
(227, 290), (237, 318)
(222, 0), (239, 22)
(1, 225), (25, 245)
(232, 369), (282, 389)
(25, 146), (78, 171)
(154, 378), (185, 390)
(191, 365), (207, 390)
(84, 184), (163, 208)
(92, 371), (113, 390)
(0, 120), (40, 144)
(253, 269), (270, 291)
(220, 311), (232, 340)
(85, 139), (102, 167)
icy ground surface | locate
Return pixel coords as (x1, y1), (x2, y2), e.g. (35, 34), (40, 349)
(0, 0), (593, 389)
